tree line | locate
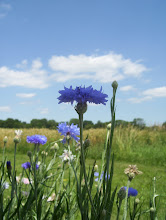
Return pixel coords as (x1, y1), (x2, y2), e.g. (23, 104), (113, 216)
(0, 117), (165, 129)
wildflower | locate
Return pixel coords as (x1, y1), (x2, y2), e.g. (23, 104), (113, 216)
(27, 151), (32, 158)
(22, 177), (32, 185)
(135, 198), (140, 204)
(117, 187), (126, 200)
(124, 187), (138, 197)
(124, 165), (142, 181)
(59, 149), (76, 163)
(3, 182), (9, 189)
(58, 85), (108, 105)
(94, 165), (98, 172)
(26, 135), (47, 145)
(16, 176), (21, 183)
(3, 136), (8, 143)
(57, 122), (80, 143)
(21, 162), (39, 170)
(15, 130), (23, 136)
(94, 171), (110, 182)
(47, 193), (56, 202)
(22, 162), (31, 169)
(6, 161), (12, 171)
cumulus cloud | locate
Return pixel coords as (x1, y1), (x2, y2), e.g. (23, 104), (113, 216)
(120, 85), (135, 92)
(128, 86), (166, 103)
(0, 3), (11, 18)
(0, 106), (11, 112)
(0, 59), (49, 89)
(48, 53), (147, 83)
(16, 60), (28, 69)
(143, 87), (166, 97)
(16, 93), (36, 98)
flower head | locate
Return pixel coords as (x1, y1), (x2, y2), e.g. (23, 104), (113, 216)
(57, 122), (80, 143)
(124, 165), (142, 180)
(58, 86), (108, 105)
(118, 186), (138, 200)
(22, 177), (31, 185)
(3, 182), (9, 189)
(124, 187), (138, 197)
(59, 149), (76, 163)
(6, 161), (12, 171)
(15, 130), (23, 137)
(26, 135), (47, 145)
(22, 162), (31, 169)
(3, 136), (8, 143)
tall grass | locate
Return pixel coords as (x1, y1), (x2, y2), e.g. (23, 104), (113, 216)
(1, 126), (166, 166)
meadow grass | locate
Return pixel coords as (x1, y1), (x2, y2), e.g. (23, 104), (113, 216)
(0, 126), (166, 219)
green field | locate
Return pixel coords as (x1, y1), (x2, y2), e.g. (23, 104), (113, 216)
(0, 126), (166, 219)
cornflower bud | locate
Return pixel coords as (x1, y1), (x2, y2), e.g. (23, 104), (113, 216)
(112, 81), (118, 90)
(3, 136), (8, 144)
(107, 123), (111, 130)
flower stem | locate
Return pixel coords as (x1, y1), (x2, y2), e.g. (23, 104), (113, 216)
(123, 179), (131, 220)
(79, 113), (97, 217)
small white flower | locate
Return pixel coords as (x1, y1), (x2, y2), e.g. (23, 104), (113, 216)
(15, 130), (23, 137)
(59, 150), (76, 163)
(47, 193), (56, 202)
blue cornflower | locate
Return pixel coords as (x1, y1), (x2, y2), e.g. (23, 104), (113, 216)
(22, 162), (39, 170)
(26, 135), (47, 145)
(57, 122), (80, 143)
(6, 161), (12, 170)
(22, 162), (31, 169)
(58, 86), (108, 105)
(94, 171), (110, 182)
(124, 187), (138, 197)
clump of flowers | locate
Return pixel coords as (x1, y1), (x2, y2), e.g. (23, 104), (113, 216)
(57, 122), (80, 143)
(26, 135), (47, 145)
(124, 165), (142, 181)
(59, 149), (76, 163)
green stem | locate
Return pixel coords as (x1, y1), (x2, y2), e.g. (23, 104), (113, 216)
(79, 113), (97, 217)
(123, 179), (131, 220)
(2, 143), (6, 162)
(116, 200), (122, 220)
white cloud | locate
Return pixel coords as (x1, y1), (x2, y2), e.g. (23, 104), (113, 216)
(120, 85), (135, 92)
(16, 60), (28, 69)
(0, 3), (11, 19)
(143, 87), (166, 97)
(16, 93), (36, 98)
(48, 52), (147, 83)
(128, 96), (152, 103)
(128, 86), (166, 103)
(0, 106), (11, 112)
(0, 59), (49, 89)
(40, 108), (49, 114)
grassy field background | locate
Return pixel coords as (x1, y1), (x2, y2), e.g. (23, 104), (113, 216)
(0, 126), (166, 218)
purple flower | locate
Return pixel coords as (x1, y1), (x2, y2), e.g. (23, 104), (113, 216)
(57, 122), (80, 143)
(22, 162), (31, 169)
(22, 162), (39, 170)
(6, 161), (12, 170)
(58, 86), (108, 105)
(94, 171), (110, 182)
(26, 135), (47, 145)
(124, 187), (138, 197)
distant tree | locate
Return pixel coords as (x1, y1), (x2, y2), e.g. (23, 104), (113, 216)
(69, 118), (79, 125)
(94, 120), (106, 129)
(132, 118), (146, 129)
(162, 121), (166, 129)
(47, 120), (58, 129)
(83, 120), (94, 129)
(115, 120), (130, 127)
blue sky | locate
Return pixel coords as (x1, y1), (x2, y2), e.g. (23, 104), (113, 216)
(0, 0), (166, 125)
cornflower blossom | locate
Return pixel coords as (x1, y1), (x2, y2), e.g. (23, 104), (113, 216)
(117, 187), (138, 201)
(124, 187), (138, 197)
(22, 162), (39, 170)
(59, 149), (76, 163)
(58, 86), (108, 105)
(94, 171), (110, 182)
(26, 135), (47, 145)
(57, 122), (80, 143)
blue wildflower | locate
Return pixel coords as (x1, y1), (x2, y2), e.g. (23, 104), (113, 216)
(26, 135), (47, 145)
(57, 122), (80, 143)
(94, 171), (110, 182)
(58, 86), (108, 105)
(6, 161), (12, 170)
(22, 162), (31, 169)
(22, 162), (39, 170)
(124, 187), (138, 197)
